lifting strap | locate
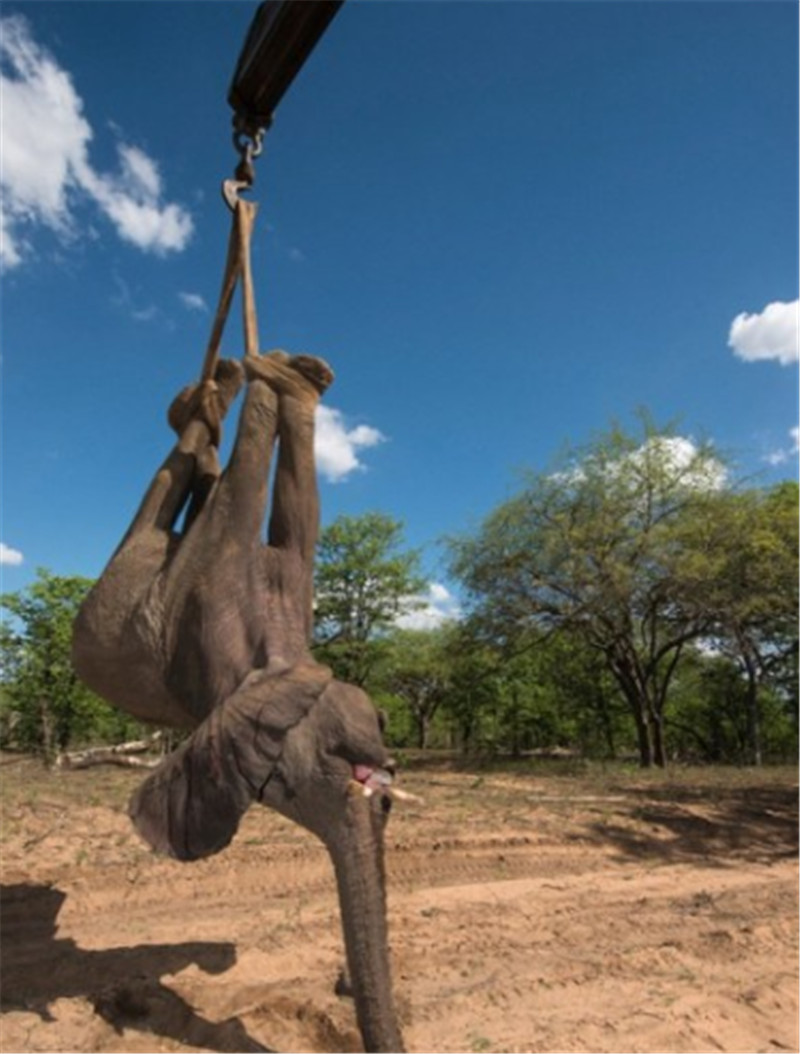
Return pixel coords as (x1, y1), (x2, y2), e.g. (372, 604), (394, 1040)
(200, 194), (260, 384)
(197, 0), (346, 386)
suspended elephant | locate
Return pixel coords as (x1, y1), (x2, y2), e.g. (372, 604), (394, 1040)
(72, 350), (404, 1053)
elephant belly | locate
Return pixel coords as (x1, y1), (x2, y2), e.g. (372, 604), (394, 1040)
(161, 576), (264, 724)
(72, 536), (198, 730)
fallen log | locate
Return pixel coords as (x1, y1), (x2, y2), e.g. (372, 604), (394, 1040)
(56, 735), (163, 771)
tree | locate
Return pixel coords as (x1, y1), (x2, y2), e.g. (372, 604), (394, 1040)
(692, 481), (798, 764)
(449, 417), (730, 767)
(313, 513), (426, 686)
(380, 628), (451, 749)
(439, 619), (501, 753)
(664, 646), (798, 764)
(441, 620), (626, 759)
(1, 569), (145, 759)
(537, 630), (628, 759)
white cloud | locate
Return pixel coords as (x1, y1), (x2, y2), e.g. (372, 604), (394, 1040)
(395, 582), (462, 631)
(178, 292), (208, 312)
(0, 543), (24, 566)
(558, 435), (727, 493)
(110, 272), (157, 322)
(314, 405), (386, 483)
(131, 304), (158, 323)
(0, 212), (23, 268)
(728, 300), (799, 365)
(118, 143), (161, 199)
(628, 436), (727, 492)
(764, 425), (800, 467)
(0, 15), (193, 268)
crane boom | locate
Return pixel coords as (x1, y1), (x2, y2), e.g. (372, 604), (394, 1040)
(228, 0), (345, 138)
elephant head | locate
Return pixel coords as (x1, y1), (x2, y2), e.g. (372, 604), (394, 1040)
(129, 662), (405, 1053)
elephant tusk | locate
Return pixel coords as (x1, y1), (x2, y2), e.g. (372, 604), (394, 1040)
(347, 780), (424, 806)
(348, 778), (372, 797)
(388, 786), (424, 805)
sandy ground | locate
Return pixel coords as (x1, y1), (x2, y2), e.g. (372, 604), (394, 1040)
(1, 757), (797, 1054)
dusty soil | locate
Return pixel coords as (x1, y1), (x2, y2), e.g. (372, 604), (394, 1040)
(1, 757), (797, 1054)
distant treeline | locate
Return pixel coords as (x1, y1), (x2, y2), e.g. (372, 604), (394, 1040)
(2, 418), (797, 768)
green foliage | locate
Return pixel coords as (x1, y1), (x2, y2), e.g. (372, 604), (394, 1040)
(437, 623), (631, 759)
(1, 569), (147, 759)
(3, 430), (793, 774)
(447, 415), (798, 767)
(313, 512), (425, 686)
(437, 622), (500, 753)
(371, 689), (417, 750)
(535, 631), (632, 759)
(667, 480), (799, 763)
(377, 628), (452, 748)
(666, 650), (798, 764)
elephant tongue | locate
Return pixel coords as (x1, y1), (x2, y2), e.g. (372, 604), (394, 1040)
(352, 764), (423, 807)
(353, 764), (392, 791)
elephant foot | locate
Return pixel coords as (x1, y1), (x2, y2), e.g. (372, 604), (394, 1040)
(168, 359), (245, 445)
(290, 354), (335, 395)
(244, 350), (334, 399)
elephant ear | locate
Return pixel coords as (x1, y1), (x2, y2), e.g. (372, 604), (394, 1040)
(129, 663), (332, 861)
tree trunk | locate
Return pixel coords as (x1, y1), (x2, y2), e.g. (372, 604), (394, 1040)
(745, 676), (762, 766)
(510, 686), (522, 758)
(329, 792), (405, 1052)
(632, 707), (654, 768)
(415, 711), (428, 750)
(651, 710), (667, 769)
(609, 654), (654, 768)
(39, 698), (55, 765)
(597, 692), (617, 759)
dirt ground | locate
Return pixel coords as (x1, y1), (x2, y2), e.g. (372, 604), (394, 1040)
(1, 757), (797, 1054)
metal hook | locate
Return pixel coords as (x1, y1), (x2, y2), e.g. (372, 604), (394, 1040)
(222, 124), (266, 211)
(222, 139), (254, 210)
(222, 178), (252, 212)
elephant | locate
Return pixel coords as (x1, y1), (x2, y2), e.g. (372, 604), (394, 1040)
(72, 351), (405, 1053)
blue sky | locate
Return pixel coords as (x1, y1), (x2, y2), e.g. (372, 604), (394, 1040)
(2, 1), (798, 624)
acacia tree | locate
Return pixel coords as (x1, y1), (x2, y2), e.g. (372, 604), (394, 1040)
(313, 512), (426, 687)
(449, 419), (730, 767)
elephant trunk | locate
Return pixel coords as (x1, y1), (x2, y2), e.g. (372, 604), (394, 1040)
(326, 788), (405, 1053)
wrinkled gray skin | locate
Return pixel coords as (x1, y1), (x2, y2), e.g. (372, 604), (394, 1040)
(72, 354), (404, 1053)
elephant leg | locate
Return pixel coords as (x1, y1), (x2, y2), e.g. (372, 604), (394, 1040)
(72, 360), (246, 730)
(122, 422), (208, 542)
(180, 351), (329, 583)
(180, 443), (223, 536)
(202, 366), (284, 545)
(269, 380), (322, 562)
(259, 354), (334, 640)
(156, 366), (283, 713)
(156, 353), (330, 712)
(123, 360), (244, 543)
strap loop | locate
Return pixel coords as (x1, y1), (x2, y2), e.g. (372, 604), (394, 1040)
(199, 197), (260, 383)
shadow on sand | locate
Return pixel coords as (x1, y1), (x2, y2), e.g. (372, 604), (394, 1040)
(574, 783), (798, 866)
(0, 882), (270, 1053)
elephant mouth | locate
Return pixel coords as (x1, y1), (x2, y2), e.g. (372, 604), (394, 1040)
(352, 764), (393, 794)
(350, 764), (422, 806)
